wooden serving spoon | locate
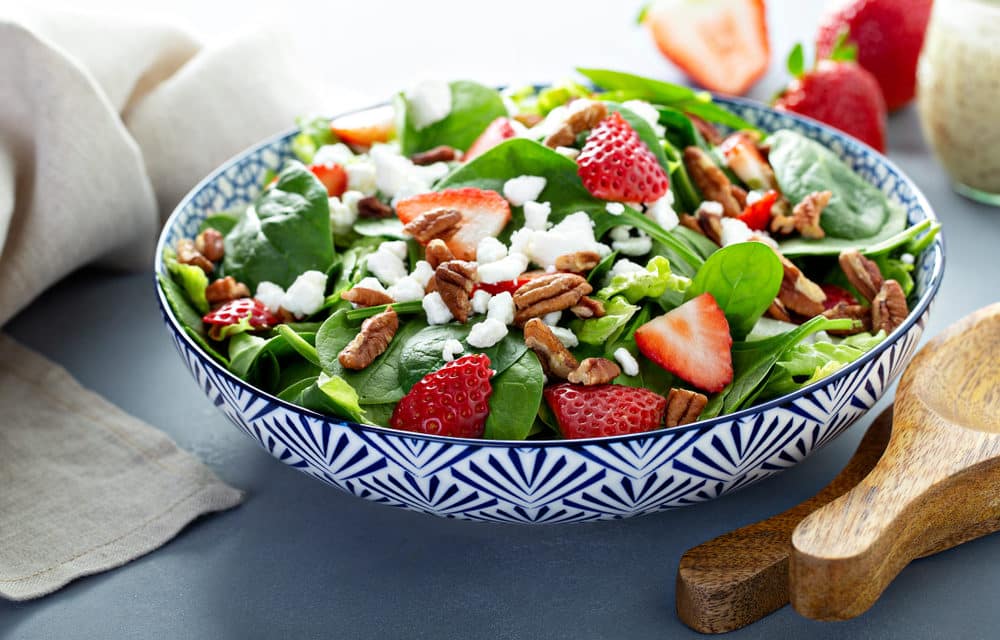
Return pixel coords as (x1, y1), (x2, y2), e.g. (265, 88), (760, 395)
(791, 303), (1000, 621)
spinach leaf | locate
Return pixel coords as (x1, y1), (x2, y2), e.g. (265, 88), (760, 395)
(656, 106), (708, 150)
(158, 273), (205, 336)
(396, 323), (528, 390)
(777, 211), (937, 258)
(163, 248), (209, 314)
(277, 376), (318, 402)
(275, 325), (321, 367)
(199, 209), (242, 236)
(293, 373), (366, 423)
(768, 130), (901, 241)
(687, 243), (783, 340)
(587, 250), (618, 284)
(397, 81), (507, 155)
(660, 137), (702, 213)
(484, 351), (545, 440)
(359, 402), (395, 428)
(223, 160), (334, 290)
(354, 217), (406, 239)
(184, 327), (228, 365)
(275, 361), (322, 397)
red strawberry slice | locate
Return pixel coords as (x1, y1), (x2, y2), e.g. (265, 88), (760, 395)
(720, 132), (777, 191)
(309, 162), (348, 197)
(544, 383), (667, 439)
(390, 354), (494, 438)
(464, 117), (517, 162)
(203, 298), (279, 340)
(577, 111), (669, 203)
(472, 272), (544, 296)
(330, 105), (394, 147)
(820, 283), (859, 310)
(635, 293), (733, 392)
(395, 187), (511, 261)
(642, 0), (770, 95)
(737, 189), (779, 231)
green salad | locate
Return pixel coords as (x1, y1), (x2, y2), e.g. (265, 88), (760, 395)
(160, 69), (939, 440)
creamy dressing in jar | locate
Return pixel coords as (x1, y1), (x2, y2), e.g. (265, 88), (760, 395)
(917, 0), (1000, 205)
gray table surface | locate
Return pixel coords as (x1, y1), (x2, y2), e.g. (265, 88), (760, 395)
(4, 21), (1000, 640)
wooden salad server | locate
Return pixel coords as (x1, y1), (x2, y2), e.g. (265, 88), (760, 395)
(676, 407), (893, 634)
(791, 303), (1000, 621)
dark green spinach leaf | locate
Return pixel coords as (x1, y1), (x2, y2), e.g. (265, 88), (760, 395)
(397, 81), (507, 155)
(484, 351), (545, 440)
(396, 323), (528, 391)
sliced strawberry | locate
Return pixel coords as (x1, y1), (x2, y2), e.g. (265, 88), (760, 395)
(544, 384), (667, 439)
(464, 117), (517, 162)
(720, 132), (777, 191)
(642, 0), (770, 95)
(635, 293), (733, 392)
(737, 189), (779, 231)
(390, 354), (494, 438)
(330, 105), (394, 147)
(820, 284), (859, 311)
(577, 111), (669, 203)
(309, 162), (348, 197)
(395, 188), (511, 261)
(202, 298), (279, 340)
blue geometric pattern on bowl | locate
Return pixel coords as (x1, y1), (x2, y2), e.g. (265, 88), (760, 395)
(156, 97), (943, 523)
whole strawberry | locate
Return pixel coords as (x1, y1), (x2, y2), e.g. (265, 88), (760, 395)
(544, 383), (667, 439)
(774, 41), (887, 152)
(577, 111), (669, 203)
(390, 354), (494, 438)
(816, 0), (933, 111)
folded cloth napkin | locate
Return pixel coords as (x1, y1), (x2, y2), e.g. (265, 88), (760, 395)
(0, 11), (363, 601)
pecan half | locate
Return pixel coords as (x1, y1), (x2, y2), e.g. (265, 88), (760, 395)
(514, 112), (544, 128)
(435, 260), (477, 323)
(357, 196), (394, 219)
(523, 318), (579, 379)
(425, 238), (455, 269)
(823, 302), (872, 336)
(544, 100), (608, 148)
(402, 208), (462, 244)
(176, 239), (214, 274)
(664, 388), (708, 427)
(776, 252), (826, 317)
(338, 307), (399, 370)
(839, 249), (884, 303)
(731, 184), (748, 210)
(569, 296), (606, 319)
(682, 146), (742, 217)
(871, 279), (908, 334)
(687, 113), (723, 146)
(567, 357), (621, 385)
(772, 191), (830, 239)
(195, 228), (225, 262)
(341, 286), (394, 307)
(694, 207), (724, 245)
(410, 145), (458, 165)
(205, 276), (250, 307)
(766, 298), (792, 322)
(555, 250), (601, 274)
(512, 273), (592, 325)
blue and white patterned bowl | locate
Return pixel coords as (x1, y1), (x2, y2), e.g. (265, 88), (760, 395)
(155, 97), (943, 523)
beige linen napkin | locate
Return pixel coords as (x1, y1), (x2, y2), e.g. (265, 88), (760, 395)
(0, 11), (362, 600)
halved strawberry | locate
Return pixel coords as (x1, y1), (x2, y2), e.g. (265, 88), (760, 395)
(820, 283), (859, 311)
(577, 111), (669, 203)
(330, 105), (394, 147)
(635, 293), (733, 392)
(309, 162), (348, 197)
(390, 354), (494, 438)
(544, 384), (667, 439)
(737, 189), (779, 231)
(464, 117), (517, 162)
(720, 132), (777, 191)
(642, 0), (770, 95)
(395, 188), (511, 261)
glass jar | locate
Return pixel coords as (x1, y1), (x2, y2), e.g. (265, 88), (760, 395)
(917, 0), (1000, 206)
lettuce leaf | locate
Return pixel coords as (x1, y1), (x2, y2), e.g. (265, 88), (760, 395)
(759, 331), (886, 399)
(573, 296), (639, 345)
(597, 256), (690, 304)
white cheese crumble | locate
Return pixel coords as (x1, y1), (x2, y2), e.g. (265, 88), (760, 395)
(329, 196), (357, 236)
(720, 217), (754, 246)
(513, 211), (610, 268)
(523, 201), (552, 231)
(355, 277), (387, 293)
(283, 270), (327, 318)
(621, 99), (666, 137)
(901, 253), (915, 265)
(422, 291), (454, 325)
(646, 193), (679, 231)
(612, 233), (653, 257)
(255, 281), (286, 313)
(312, 143), (354, 166)
(471, 289), (493, 315)
(405, 79), (452, 130)
(543, 311), (562, 326)
(486, 291), (515, 325)
(370, 143), (449, 201)
(614, 347), (640, 376)
(605, 202), (626, 216)
(381, 241), (408, 260)
(554, 146), (580, 160)
(387, 276), (425, 303)
(478, 253), (529, 284)
(502, 175), (547, 206)
(550, 326), (579, 348)
(366, 246), (407, 286)
(467, 318), (509, 348)
(698, 200), (725, 216)
(476, 237), (508, 264)
(441, 338), (464, 362)
(345, 161), (377, 196)
(410, 260), (435, 288)
(609, 259), (646, 279)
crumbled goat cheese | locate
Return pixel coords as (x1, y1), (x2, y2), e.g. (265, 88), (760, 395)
(486, 292), (515, 325)
(471, 289), (493, 315)
(646, 193), (679, 230)
(255, 282), (286, 313)
(341, 190), (364, 214)
(381, 241), (408, 260)
(355, 277), (386, 293)
(720, 217), (754, 246)
(605, 202), (626, 216)
(550, 326), (579, 348)
(283, 270), (327, 318)
(610, 226), (632, 242)
(621, 100), (666, 137)
(609, 259), (646, 279)
(370, 143), (449, 201)
(387, 276), (425, 303)
(502, 175), (547, 206)
(901, 253), (915, 265)
(366, 246), (407, 286)
(555, 146), (580, 160)
(613, 233), (653, 256)
(478, 253), (530, 283)
(614, 348), (639, 376)
(543, 311), (562, 326)
(697, 200), (725, 216)
(405, 79), (452, 130)
(467, 318), (509, 348)
(345, 161), (377, 195)
(422, 291), (454, 325)
(329, 196), (357, 236)
(523, 201), (551, 230)
(312, 143), (354, 166)
(441, 339), (464, 362)
(514, 211), (610, 268)
(410, 260), (435, 288)
(476, 237), (508, 264)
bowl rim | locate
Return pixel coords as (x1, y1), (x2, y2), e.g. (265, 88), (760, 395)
(155, 94), (945, 448)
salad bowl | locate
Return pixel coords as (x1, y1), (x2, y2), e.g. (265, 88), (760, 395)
(156, 95), (942, 524)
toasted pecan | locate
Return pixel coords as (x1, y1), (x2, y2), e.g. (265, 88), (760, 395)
(682, 146), (742, 217)
(402, 208), (463, 244)
(555, 250), (601, 274)
(205, 276), (250, 307)
(512, 273), (592, 325)
(425, 238), (455, 269)
(523, 318), (579, 379)
(410, 145), (458, 165)
(665, 388), (708, 427)
(569, 296), (606, 319)
(195, 228), (225, 262)
(839, 249), (884, 303)
(176, 239), (214, 274)
(772, 191), (830, 239)
(871, 280), (908, 334)
(823, 302), (872, 336)
(357, 196), (394, 219)
(338, 307), (399, 370)
(341, 286), (394, 307)
(567, 357), (621, 385)
(544, 100), (608, 148)
(435, 260), (477, 323)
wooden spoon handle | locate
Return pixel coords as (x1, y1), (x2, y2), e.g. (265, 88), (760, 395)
(675, 408), (894, 634)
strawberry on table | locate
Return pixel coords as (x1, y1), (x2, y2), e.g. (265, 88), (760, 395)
(395, 187), (511, 261)
(390, 354), (494, 438)
(309, 162), (348, 197)
(815, 0), (933, 111)
(640, 0), (770, 95)
(635, 293), (733, 393)
(464, 117), (517, 162)
(577, 111), (669, 203)
(737, 189), (779, 231)
(545, 384), (667, 439)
